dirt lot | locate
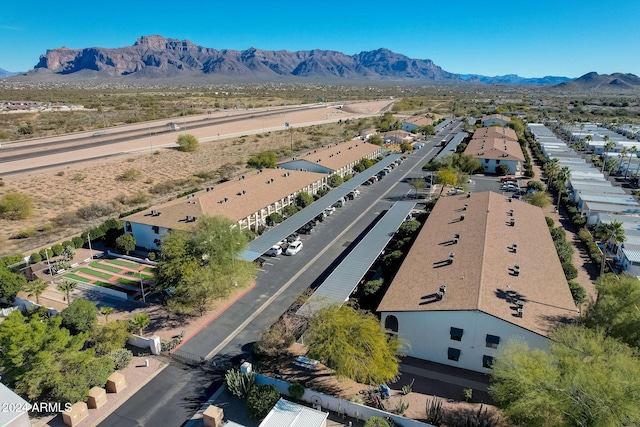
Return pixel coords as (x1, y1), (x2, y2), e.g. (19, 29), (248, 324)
(0, 101), (392, 257)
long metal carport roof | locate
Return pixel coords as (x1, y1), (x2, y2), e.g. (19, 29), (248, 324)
(296, 200), (416, 316)
(239, 153), (402, 261)
(436, 132), (467, 161)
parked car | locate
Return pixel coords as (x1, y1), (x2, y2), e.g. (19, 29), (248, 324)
(264, 245), (282, 257)
(315, 213), (326, 222)
(254, 257), (266, 267)
(297, 224), (314, 235)
(286, 233), (301, 243)
(500, 176), (517, 182)
(285, 240), (303, 256)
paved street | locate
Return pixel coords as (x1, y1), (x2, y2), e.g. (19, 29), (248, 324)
(99, 121), (468, 426)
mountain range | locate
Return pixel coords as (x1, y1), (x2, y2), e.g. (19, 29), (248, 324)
(3, 35), (638, 89)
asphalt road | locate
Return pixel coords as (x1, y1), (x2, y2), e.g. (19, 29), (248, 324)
(98, 120), (466, 427)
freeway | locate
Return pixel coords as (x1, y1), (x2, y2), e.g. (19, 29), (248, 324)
(98, 119), (464, 426)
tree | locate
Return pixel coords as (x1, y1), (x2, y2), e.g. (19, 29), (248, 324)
(543, 158), (559, 190)
(306, 305), (403, 385)
(61, 299), (98, 334)
(585, 273), (640, 348)
(176, 134), (199, 152)
(595, 220), (626, 275)
(568, 281), (587, 305)
(489, 325), (640, 426)
(0, 192), (33, 220)
(526, 180), (545, 192)
(91, 321), (131, 355)
(281, 204), (300, 218)
(496, 164), (510, 176)
(57, 280), (77, 306)
(155, 216), (256, 315)
(23, 279), (48, 305)
(295, 191), (313, 208)
(0, 261), (27, 302)
(524, 191), (551, 208)
(131, 313), (150, 336)
(247, 151), (277, 169)
(115, 234), (136, 255)
(327, 174), (344, 188)
(400, 142), (413, 153)
(555, 166), (571, 210)
(265, 212), (284, 226)
(246, 384), (280, 419)
(407, 178), (426, 195)
(100, 306), (114, 323)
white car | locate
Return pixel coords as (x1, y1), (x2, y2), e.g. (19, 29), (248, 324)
(264, 245), (282, 257)
(285, 241), (303, 256)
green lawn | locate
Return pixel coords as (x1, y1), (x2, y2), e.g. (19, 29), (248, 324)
(61, 273), (89, 283)
(142, 266), (155, 273)
(90, 261), (122, 273)
(76, 267), (114, 280)
(123, 271), (154, 280)
(106, 259), (140, 268)
(116, 277), (139, 286)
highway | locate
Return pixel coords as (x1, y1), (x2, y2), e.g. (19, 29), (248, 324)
(98, 120), (465, 427)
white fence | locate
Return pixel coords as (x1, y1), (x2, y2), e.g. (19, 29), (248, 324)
(255, 374), (434, 427)
(1, 306), (20, 317)
(127, 335), (161, 355)
(72, 280), (129, 300)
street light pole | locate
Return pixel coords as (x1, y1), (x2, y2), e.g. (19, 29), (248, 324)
(138, 272), (146, 303)
(87, 232), (94, 260)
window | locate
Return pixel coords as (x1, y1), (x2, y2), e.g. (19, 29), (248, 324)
(152, 226), (160, 234)
(384, 315), (399, 333)
(450, 327), (463, 341)
(496, 160), (501, 164)
(483, 355), (494, 369)
(448, 347), (461, 362)
(486, 334), (500, 349)
(124, 222), (132, 233)
(485, 159), (489, 163)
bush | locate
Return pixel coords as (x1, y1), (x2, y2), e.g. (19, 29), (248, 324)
(550, 226), (566, 242)
(496, 164), (510, 176)
(545, 217), (555, 228)
(0, 193), (33, 220)
(562, 262), (579, 280)
(568, 281), (587, 305)
(327, 174), (344, 188)
(265, 213), (284, 226)
(39, 248), (54, 260)
(247, 151), (277, 169)
(363, 279), (384, 296)
(29, 252), (42, 263)
(288, 382), (305, 400)
(176, 134), (199, 152)
(109, 348), (133, 370)
(72, 236), (85, 248)
(118, 168), (142, 182)
(51, 243), (64, 256)
(77, 203), (116, 221)
(246, 384), (280, 419)
(61, 299), (98, 335)
(364, 417), (390, 427)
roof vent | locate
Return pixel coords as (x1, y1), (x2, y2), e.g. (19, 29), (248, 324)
(516, 307), (524, 318)
(437, 285), (446, 300)
(156, 211), (161, 216)
(463, 204), (468, 211)
(151, 210), (157, 216)
(448, 253), (455, 264)
(509, 209), (514, 216)
(515, 300), (525, 308)
(513, 264), (520, 276)
(453, 233), (459, 244)
(512, 243), (518, 253)
(460, 214), (465, 221)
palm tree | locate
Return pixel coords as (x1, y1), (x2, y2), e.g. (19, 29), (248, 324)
(131, 313), (150, 336)
(56, 281), (77, 306)
(24, 279), (48, 305)
(617, 147), (628, 175)
(556, 166), (571, 211)
(625, 146), (638, 179)
(543, 158), (559, 190)
(100, 306), (114, 323)
(602, 139), (616, 173)
(595, 220), (626, 276)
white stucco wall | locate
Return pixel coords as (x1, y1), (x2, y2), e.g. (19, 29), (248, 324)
(127, 222), (169, 251)
(480, 158), (520, 175)
(381, 310), (550, 373)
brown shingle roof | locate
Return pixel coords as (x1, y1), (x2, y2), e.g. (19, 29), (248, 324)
(123, 169), (326, 229)
(472, 127), (517, 141)
(464, 137), (525, 162)
(281, 142), (381, 171)
(404, 116), (433, 127)
(377, 192), (578, 337)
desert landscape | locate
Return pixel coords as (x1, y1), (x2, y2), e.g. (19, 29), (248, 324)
(0, 100), (395, 256)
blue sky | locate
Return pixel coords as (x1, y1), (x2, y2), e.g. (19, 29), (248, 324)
(2, 0), (638, 78)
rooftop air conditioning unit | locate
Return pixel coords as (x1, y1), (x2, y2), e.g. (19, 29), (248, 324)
(515, 300), (524, 308)
(151, 210), (157, 215)
(439, 284), (447, 295)
(516, 307), (524, 317)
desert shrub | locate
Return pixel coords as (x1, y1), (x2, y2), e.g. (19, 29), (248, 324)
(176, 134), (199, 152)
(77, 203), (116, 221)
(253, 326), (294, 358)
(56, 171), (65, 176)
(247, 151), (277, 169)
(425, 396), (444, 426)
(0, 193), (33, 220)
(12, 228), (36, 239)
(72, 172), (86, 182)
(193, 170), (216, 180)
(246, 385), (280, 419)
(118, 168), (141, 182)
(109, 348), (133, 370)
(53, 211), (79, 227)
